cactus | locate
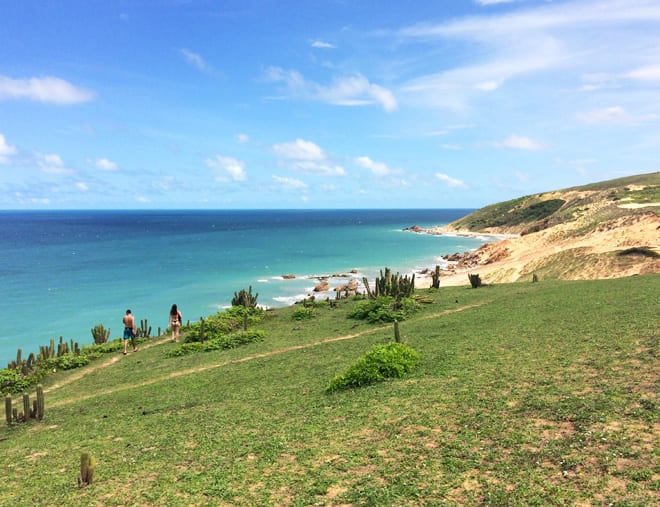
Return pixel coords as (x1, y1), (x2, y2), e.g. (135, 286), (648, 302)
(36, 384), (44, 421)
(16, 348), (22, 365)
(373, 268), (415, 299)
(79, 453), (96, 487)
(22, 394), (30, 421)
(468, 273), (482, 288)
(431, 265), (441, 289)
(5, 395), (11, 425)
(91, 323), (111, 344)
(57, 340), (68, 357)
(232, 286), (259, 308)
(394, 320), (402, 343)
(137, 319), (151, 338)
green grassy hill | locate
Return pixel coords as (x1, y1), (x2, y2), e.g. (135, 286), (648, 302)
(450, 172), (659, 234)
(2, 275), (658, 505)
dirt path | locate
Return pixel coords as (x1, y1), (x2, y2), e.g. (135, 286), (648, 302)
(48, 303), (485, 408)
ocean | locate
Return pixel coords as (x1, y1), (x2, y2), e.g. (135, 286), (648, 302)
(0, 209), (489, 365)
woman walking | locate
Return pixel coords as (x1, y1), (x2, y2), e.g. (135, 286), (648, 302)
(169, 304), (182, 342)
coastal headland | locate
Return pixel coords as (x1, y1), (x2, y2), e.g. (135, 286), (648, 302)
(410, 172), (660, 286)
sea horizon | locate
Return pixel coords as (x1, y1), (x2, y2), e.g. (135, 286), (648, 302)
(0, 208), (492, 365)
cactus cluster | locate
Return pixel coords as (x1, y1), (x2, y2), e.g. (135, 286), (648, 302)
(4, 383), (45, 425)
(363, 268), (415, 300)
(91, 324), (111, 344)
(232, 286), (259, 308)
(136, 319), (151, 338)
(7, 348), (37, 375)
(37, 336), (80, 362)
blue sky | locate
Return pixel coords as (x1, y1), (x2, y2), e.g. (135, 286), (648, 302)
(1, 0), (659, 209)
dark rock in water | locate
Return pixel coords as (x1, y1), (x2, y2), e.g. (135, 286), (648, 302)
(282, 274), (296, 279)
(404, 225), (423, 232)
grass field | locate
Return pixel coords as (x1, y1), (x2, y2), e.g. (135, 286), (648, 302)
(1, 275), (658, 506)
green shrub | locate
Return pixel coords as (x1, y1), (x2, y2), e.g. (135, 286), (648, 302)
(82, 339), (123, 355)
(166, 330), (265, 357)
(348, 296), (419, 323)
(617, 247), (660, 258)
(292, 307), (316, 321)
(326, 342), (420, 392)
(186, 307), (264, 343)
(51, 353), (91, 371)
(0, 368), (31, 395)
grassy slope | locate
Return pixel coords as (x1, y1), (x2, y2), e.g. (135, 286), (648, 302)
(2, 275), (658, 506)
(450, 172), (660, 234)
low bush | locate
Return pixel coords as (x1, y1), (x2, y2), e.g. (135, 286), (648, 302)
(326, 342), (420, 392)
(166, 330), (265, 357)
(0, 368), (32, 396)
(185, 307), (264, 343)
(292, 307), (316, 321)
(348, 296), (419, 323)
(45, 353), (91, 371)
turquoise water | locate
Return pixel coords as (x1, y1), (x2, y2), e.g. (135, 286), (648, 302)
(0, 209), (489, 364)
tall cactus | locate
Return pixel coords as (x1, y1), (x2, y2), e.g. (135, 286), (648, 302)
(431, 265), (441, 289)
(36, 384), (45, 421)
(22, 393), (30, 421)
(5, 395), (12, 425)
(79, 453), (96, 487)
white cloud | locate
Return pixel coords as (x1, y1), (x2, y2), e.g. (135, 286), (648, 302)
(76, 182), (89, 191)
(273, 139), (346, 176)
(95, 157), (118, 171)
(311, 40), (335, 49)
(236, 133), (250, 143)
(206, 155), (247, 181)
(0, 75), (94, 104)
(576, 106), (627, 124)
(626, 65), (660, 82)
(272, 175), (308, 190)
(273, 139), (324, 160)
(354, 156), (393, 176)
(398, 0), (660, 109)
(36, 153), (74, 174)
(265, 67), (398, 112)
(179, 49), (208, 71)
(0, 133), (17, 163)
(497, 134), (545, 150)
(435, 173), (467, 188)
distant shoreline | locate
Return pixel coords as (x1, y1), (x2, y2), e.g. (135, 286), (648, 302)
(403, 224), (519, 241)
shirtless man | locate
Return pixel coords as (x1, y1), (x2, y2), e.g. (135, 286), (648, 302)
(122, 309), (138, 355)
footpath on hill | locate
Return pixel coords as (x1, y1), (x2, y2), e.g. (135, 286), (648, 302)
(47, 303), (485, 408)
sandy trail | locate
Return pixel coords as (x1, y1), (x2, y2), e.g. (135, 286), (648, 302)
(48, 303), (485, 408)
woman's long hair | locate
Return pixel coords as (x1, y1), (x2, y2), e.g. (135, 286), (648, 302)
(170, 304), (178, 316)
